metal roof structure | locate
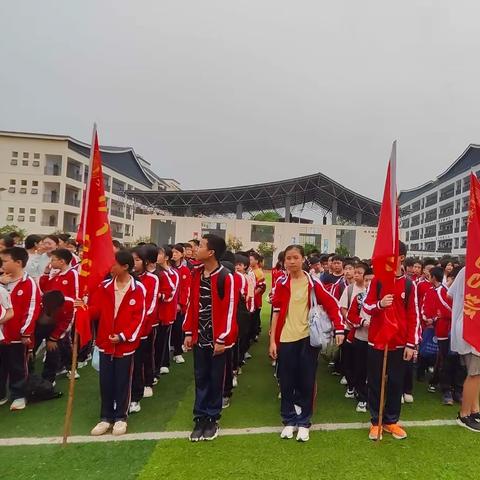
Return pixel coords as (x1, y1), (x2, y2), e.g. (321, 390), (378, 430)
(125, 171), (381, 226)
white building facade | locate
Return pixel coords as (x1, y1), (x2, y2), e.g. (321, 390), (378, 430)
(0, 131), (179, 243)
(399, 144), (480, 258)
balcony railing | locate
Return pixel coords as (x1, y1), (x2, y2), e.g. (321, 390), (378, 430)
(41, 220), (58, 227)
(65, 197), (81, 207)
(66, 169), (83, 181)
(111, 209), (125, 218)
(43, 193), (59, 203)
(63, 224), (78, 233)
(44, 166), (61, 176)
(112, 230), (123, 239)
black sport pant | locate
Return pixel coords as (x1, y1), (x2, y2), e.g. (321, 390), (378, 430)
(193, 345), (226, 422)
(99, 352), (133, 423)
(154, 324), (172, 375)
(131, 339), (146, 403)
(438, 339), (466, 394)
(367, 347), (406, 426)
(142, 330), (155, 388)
(223, 348), (234, 399)
(353, 339), (368, 403)
(171, 312), (185, 357)
(278, 337), (320, 428)
(0, 343), (28, 400)
(32, 324), (60, 383)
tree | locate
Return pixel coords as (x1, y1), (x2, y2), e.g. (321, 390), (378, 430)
(134, 236), (153, 245)
(0, 225), (27, 240)
(335, 245), (350, 257)
(257, 241), (277, 269)
(251, 211), (282, 222)
(303, 243), (319, 257)
(226, 235), (243, 253)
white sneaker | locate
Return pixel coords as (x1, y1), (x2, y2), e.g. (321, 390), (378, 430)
(153, 377), (159, 386)
(91, 421), (112, 436)
(403, 394), (414, 404)
(280, 425), (296, 439)
(340, 376), (348, 386)
(56, 368), (68, 376)
(232, 375), (238, 388)
(52, 381), (56, 388)
(245, 352), (252, 360)
(10, 398), (26, 411)
(0, 397), (8, 406)
(129, 402), (141, 414)
(278, 391), (282, 399)
(237, 367), (243, 375)
(294, 404), (302, 416)
(296, 426), (310, 442)
(112, 420), (128, 436)
(271, 360), (277, 367)
(160, 367), (170, 375)
(173, 355), (185, 364)
(67, 370), (80, 380)
(182, 344), (188, 353)
(143, 387), (154, 398)
(77, 360), (88, 369)
(356, 401), (367, 413)
(345, 389), (355, 399)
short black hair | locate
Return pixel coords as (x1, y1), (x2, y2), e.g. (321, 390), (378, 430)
(66, 239), (77, 248)
(173, 243), (185, 254)
(24, 234), (42, 250)
(285, 244), (305, 257)
(344, 257), (355, 268)
(365, 267), (374, 276)
(413, 258), (424, 267)
(142, 244), (159, 264)
(399, 241), (407, 257)
(51, 248), (73, 265)
(0, 235), (15, 248)
(404, 257), (415, 268)
(115, 250), (134, 272)
(203, 234), (227, 261)
(112, 240), (124, 250)
(44, 234), (60, 245)
(355, 262), (370, 273)
(222, 250), (235, 264)
(183, 242), (193, 249)
(1, 247), (29, 267)
(58, 233), (71, 243)
(189, 239), (200, 247)
(309, 256), (321, 266)
(7, 231), (21, 239)
(430, 266), (444, 283)
(423, 257), (437, 268)
(331, 255), (344, 263)
(159, 245), (173, 262)
(235, 254), (249, 268)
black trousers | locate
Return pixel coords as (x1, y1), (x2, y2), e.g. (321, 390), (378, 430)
(32, 324), (60, 383)
(237, 302), (251, 365)
(438, 339), (467, 394)
(131, 339), (146, 403)
(250, 309), (262, 340)
(99, 352), (134, 423)
(0, 343), (28, 400)
(58, 334), (73, 371)
(142, 330), (155, 388)
(343, 340), (356, 390)
(154, 324), (172, 375)
(223, 348), (234, 398)
(171, 312), (184, 357)
(367, 347), (406, 426)
(403, 359), (414, 395)
(278, 337), (320, 428)
(193, 345), (226, 422)
(353, 339), (368, 403)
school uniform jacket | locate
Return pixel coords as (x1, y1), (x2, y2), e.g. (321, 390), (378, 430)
(88, 277), (146, 357)
(362, 276), (420, 351)
(156, 267), (179, 326)
(174, 263), (191, 315)
(251, 267), (266, 310)
(138, 271), (159, 339)
(183, 264), (236, 348)
(422, 284), (452, 341)
(271, 271), (344, 346)
(1, 273), (40, 344)
(39, 267), (79, 340)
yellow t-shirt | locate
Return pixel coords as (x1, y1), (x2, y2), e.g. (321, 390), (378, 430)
(280, 275), (309, 343)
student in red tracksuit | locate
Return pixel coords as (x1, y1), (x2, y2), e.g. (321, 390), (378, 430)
(77, 250), (145, 437)
(129, 246), (159, 413)
(362, 241), (419, 441)
(37, 248), (79, 382)
(249, 251), (266, 341)
(270, 245), (344, 443)
(0, 247), (39, 410)
(171, 244), (191, 365)
(154, 246), (179, 378)
(183, 235), (236, 442)
(424, 267), (466, 405)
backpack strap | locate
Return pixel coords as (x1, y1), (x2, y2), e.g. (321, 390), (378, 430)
(216, 266), (229, 300)
(347, 283), (355, 307)
(376, 278), (413, 307)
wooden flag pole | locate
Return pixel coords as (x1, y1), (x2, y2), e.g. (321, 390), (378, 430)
(376, 343), (389, 441)
(62, 330), (79, 446)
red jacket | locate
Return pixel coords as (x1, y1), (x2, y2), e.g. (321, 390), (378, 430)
(1, 273), (40, 344)
(362, 276), (420, 350)
(157, 268), (179, 326)
(422, 284), (452, 340)
(89, 276), (145, 357)
(39, 267), (79, 340)
(183, 265), (236, 347)
(251, 267), (266, 310)
(271, 271), (344, 346)
(138, 271), (159, 338)
(174, 263), (191, 314)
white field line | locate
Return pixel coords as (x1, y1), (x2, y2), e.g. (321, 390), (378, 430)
(0, 419), (458, 447)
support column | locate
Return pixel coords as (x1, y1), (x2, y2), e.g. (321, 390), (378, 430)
(185, 206), (192, 217)
(285, 196), (291, 222)
(356, 211), (362, 226)
(331, 200), (338, 225)
(236, 203), (243, 220)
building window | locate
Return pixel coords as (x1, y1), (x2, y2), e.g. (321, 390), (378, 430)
(10, 159), (17, 166)
(30, 208), (36, 214)
(32, 181), (38, 186)
(29, 216), (36, 223)
(250, 224), (275, 243)
(8, 187), (15, 193)
(31, 188), (38, 194)
(12, 151), (18, 158)
(23, 152), (29, 159)
(32, 160), (40, 167)
(21, 180), (27, 186)
(19, 208), (25, 213)
(6, 215), (14, 222)
(34, 153), (40, 159)
(10, 179), (16, 185)
(17, 215), (25, 222)
(22, 160), (28, 166)
(454, 238), (459, 249)
(8, 207), (14, 213)
(20, 188), (27, 194)
(336, 229), (356, 256)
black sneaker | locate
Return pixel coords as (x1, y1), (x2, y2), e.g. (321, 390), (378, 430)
(189, 419), (205, 442)
(471, 412), (480, 422)
(202, 419), (219, 441)
(456, 414), (480, 432)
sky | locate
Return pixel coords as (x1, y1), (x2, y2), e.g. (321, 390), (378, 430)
(1, 0), (480, 202)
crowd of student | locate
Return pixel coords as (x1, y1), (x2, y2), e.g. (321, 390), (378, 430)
(0, 229), (479, 444)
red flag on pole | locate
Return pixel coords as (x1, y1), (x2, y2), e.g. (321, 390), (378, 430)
(76, 124), (115, 347)
(463, 172), (480, 351)
(372, 141), (400, 345)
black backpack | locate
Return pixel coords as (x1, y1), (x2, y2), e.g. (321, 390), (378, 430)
(376, 277), (413, 307)
(25, 374), (63, 403)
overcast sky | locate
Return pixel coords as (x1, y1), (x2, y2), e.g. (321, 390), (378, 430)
(1, 0), (480, 201)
